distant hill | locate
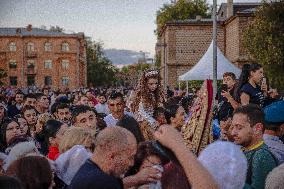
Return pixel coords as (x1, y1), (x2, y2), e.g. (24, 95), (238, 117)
(103, 49), (145, 65)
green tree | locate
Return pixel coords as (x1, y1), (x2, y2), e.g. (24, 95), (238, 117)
(0, 69), (7, 86)
(86, 38), (118, 87)
(243, 1), (284, 90)
(154, 53), (161, 68)
(156, 0), (210, 34)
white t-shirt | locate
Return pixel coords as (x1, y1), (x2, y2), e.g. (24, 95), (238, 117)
(103, 111), (134, 127)
(103, 114), (118, 127)
(95, 103), (109, 115)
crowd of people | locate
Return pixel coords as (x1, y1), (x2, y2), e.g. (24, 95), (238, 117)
(0, 62), (283, 189)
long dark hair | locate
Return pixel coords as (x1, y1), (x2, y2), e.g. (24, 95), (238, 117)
(41, 119), (63, 150)
(234, 63), (263, 102)
(14, 114), (31, 137)
(0, 118), (20, 152)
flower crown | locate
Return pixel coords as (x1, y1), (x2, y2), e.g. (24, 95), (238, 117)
(145, 70), (159, 77)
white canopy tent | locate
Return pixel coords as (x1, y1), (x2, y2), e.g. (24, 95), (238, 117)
(179, 41), (241, 81)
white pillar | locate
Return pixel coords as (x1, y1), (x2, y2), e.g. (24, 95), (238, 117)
(213, 0), (218, 106)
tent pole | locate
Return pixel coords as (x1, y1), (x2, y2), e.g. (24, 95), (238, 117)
(212, 0), (218, 106)
(186, 81), (189, 95)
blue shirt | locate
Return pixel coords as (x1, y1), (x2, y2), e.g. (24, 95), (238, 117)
(240, 83), (265, 107)
(68, 159), (123, 189)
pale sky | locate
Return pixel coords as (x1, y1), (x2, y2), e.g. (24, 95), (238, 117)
(0, 0), (260, 56)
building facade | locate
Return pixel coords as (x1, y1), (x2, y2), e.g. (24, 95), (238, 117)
(0, 25), (87, 89)
(156, 1), (260, 87)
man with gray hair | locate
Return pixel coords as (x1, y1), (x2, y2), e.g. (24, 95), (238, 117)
(69, 127), (161, 189)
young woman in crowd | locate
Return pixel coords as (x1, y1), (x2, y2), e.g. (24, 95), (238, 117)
(235, 63), (268, 107)
(21, 105), (38, 137)
(14, 115), (30, 138)
(126, 141), (169, 189)
(129, 69), (165, 140)
(0, 119), (21, 153)
(41, 119), (67, 160)
(164, 104), (186, 131)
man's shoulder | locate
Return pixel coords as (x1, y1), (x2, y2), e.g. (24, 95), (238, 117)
(104, 114), (113, 120)
(252, 144), (277, 165)
(7, 104), (17, 110)
(122, 114), (136, 121)
(69, 160), (123, 189)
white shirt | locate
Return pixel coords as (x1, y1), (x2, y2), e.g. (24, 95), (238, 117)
(103, 114), (118, 127)
(104, 111), (134, 127)
(95, 103), (109, 115)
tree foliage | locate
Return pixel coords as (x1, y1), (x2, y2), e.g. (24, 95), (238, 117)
(119, 63), (152, 86)
(156, 0), (210, 34)
(86, 38), (118, 87)
(243, 1), (284, 90)
(154, 53), (161, 68)
(0, 69), (7, 86)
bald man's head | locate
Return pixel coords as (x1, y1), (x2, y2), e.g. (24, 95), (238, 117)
(93, 127), (137, 177)
(95, 127), (136, 153)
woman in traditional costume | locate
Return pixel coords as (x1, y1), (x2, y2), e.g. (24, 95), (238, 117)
(181, 80), (214, 155)
(129, 69), (165, 140)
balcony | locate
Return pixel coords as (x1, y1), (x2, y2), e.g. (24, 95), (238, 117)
(0, 52), (6, 61)
(26, 67), (37, 75)
(25, 51), (37, 58)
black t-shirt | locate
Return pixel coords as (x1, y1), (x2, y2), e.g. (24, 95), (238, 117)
(7, 104), (21, 118)
(216, 86), (235, 121)
(240, 83), (265, 107)
(116, 114), (144, 143)
(68, 159), (123, 189)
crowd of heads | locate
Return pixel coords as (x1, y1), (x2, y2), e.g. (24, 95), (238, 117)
(0, 66), (283, 189)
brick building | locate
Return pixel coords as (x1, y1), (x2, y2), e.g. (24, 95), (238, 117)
(156, 1), (260, 87)
(0, 25), (87, 89)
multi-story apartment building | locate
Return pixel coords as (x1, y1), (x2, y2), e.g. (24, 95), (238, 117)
(0, 25), (87, 89)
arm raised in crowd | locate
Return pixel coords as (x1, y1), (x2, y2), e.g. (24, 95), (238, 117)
(221, 90), (240, 109)
(154, 125), (219, 189)
(123, 166), (162, 189)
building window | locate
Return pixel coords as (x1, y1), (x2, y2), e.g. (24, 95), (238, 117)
(62, 60), (69, 69)
(44, 76), (52, 85)
(27, 60), (35, 68)
(44, 42), (52, 51)
(9, 76), (17, 86)
(27, 75), (35, 86)
(27, 42), (35, 51)
(44, 60), (52, 69)
(61, 42), (69, 52)
(9, 42), (16, 51)
(62, 76), (69, 86)
(9, 60), (17, 69)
